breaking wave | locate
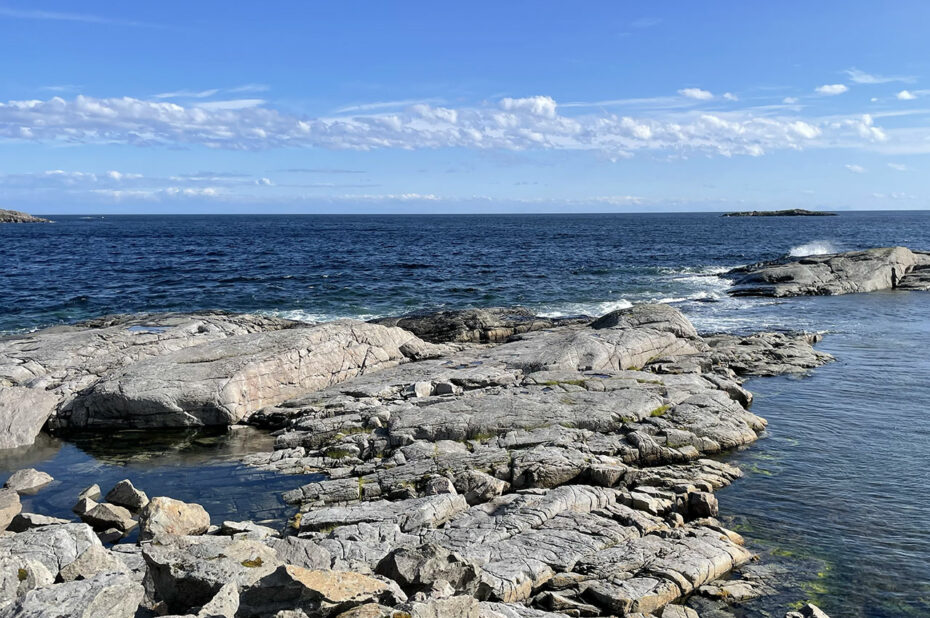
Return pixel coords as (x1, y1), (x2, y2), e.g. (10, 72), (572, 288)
(788, 241), (839, 257)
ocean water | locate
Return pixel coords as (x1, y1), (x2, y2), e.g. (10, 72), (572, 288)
(2, 212), (929, 615)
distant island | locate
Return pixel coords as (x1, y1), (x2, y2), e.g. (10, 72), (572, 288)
(722, 209), (836, 217)
(0, 208), (52, 223)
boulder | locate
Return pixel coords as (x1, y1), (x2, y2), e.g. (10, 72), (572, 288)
(0, 555), (55, 609)
(7, 512), (71, 533)
(238, 565), (405, 617)
(0, 489), (21, 531)
(104, 479), (149, 511)
(72, 497), (97, 516)
(0, 572), (143, 618)
(77, 484), (101, 501)
(138, 496), (211, 541)
(375, 543), (482, 597)
(0, 387), (60, 450)
(786, 603), (831, 618)
(3, 469), (54, 495)
(0, 523), (101, 577)
(80, 503), (136, 532)
(59, 545), (129, 582)
(142, 535), (280, 612)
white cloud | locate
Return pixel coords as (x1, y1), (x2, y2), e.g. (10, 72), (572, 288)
(0, 7), (152, 27)
(887, 163), (910, 171)
(897, 90), (917, 100)
(815, 84), (848, 96)
(255, 177), (273, 186)
(0, 94), (893, 158)
(782, 97), (799, 104)
(722, 92), (738, 101)
(845, 164), (866, 174)
(844, 68), (914, 85)
(678, 88), (713, 100)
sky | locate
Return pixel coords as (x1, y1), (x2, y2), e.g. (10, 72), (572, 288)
(1, 1), (929, 214)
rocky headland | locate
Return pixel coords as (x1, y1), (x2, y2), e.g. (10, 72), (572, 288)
(728, 246), (930, 296)
(0, 303), (836, 617)
(721, 209), (835, 217)
(0, 209), (51, 223)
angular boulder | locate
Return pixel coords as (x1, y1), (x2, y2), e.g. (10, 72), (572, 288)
(373, 307), (587, 344)
(138, 496), (211, 541)
(0, 572), (143, 618)
(104, 480), (149, 511)
(0, 489), (21, 531)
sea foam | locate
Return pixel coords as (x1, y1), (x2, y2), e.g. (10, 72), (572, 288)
(788, 240), (839, 257)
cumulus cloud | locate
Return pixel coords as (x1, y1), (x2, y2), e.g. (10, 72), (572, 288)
(845, 164), (866, 174)
(897, 90), (917, 100)
(782, 97), (799, 104)
(722, 92), (738, 101)
(678, 88), (713, 100)
(887, 162), (910, 171)
(815, 84), (848, 95)
(0, 93), (893, 158)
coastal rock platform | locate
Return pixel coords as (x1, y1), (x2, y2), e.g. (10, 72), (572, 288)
(0, 303), (835, 616)
(728, 246), (930, 296)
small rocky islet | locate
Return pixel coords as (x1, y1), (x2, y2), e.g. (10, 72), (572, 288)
(720, 209), (835, 217)
(2, 246), (926, 618)
(0, 209), (51, 224)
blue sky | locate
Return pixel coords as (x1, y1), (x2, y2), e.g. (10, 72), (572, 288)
(1, 1), (929, 213)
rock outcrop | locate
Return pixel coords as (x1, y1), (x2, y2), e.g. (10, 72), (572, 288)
(728, 246), (930, 296)
(0, 208), (51, 223)
(372, 307), (588, 344)
(0, 304), (837, 616)
(0, 312), (442, 449)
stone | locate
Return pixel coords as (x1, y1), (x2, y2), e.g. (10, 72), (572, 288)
(372, 307), (587, 344)
(59, 545), (129, 582)
(72, 497), (97, 516)
(142, 535), (280, 613)
(220, 520), (278, 539)
(77, 484), (101, 501)
(0, 523), (101, 572)
(238, 565), (405, 617)
(196, 581), (239, 618)
(104, 479), (149, 511)
(0, 572), (143, 618)
(453, 470), (509, 505)
(265, 537), (332, 571)
(81, 503), (136, 532)
(729, 246), (928, 296)
(686, 491), (718, 519)
(401, 595), (482, 617)
(71, 320), (443, 429)
(0, 387), (60, 450)
(375, 543), (482, 597)
(786, 604), (831, 618)
(0, 489), (21, 532)
(139, 496), (211, 541)
(661, 605), (699, 618)
(3, 469), (54, 495)
(7, 512), (71, 533)
(0, 555), (55, 609)
(0, 311), (303, 446)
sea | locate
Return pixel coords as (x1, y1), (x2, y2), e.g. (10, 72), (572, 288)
(1, 212), (929, 616)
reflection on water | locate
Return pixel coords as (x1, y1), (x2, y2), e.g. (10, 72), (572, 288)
(716, 292), (930, 617)
(0, 427), (314, 539)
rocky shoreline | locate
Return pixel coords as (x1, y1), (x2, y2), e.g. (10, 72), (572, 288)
(0, 209), (51, 224)
(1, 302), (836, 617)
(720, 209), (835, 217)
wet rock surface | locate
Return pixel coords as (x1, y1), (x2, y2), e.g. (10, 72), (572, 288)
(728, 246), (930, 296)
(0, 304), (836, 616)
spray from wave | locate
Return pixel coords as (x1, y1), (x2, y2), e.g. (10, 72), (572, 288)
(788, 241), (839, 257)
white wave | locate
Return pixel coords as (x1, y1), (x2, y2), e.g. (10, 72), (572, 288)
(261, 309), (383, 324)
(788, 240), (839, 257)
(536, 299), (633, 318)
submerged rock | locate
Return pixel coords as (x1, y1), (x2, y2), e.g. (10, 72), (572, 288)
(3, 470), (53, 496)
(729, 246), (930, 296)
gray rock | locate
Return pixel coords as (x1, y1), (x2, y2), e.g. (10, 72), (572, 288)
(0, 209), (51, 223)
(265, 537), (332, 571)
(7, 512), (72, 533)
(0, 555), (55, 609)
(729, 246), (928, 296)
(0, 312), (299, 447)
(142, 535), (280, 613)
(3, 469), (54, 495)
(80, 502), (136, 532)
(72, 497), (97, 516)
(59, 545), (129, 582)
(372, 307), (587, 344)
(71, 320), (442, 428)
(220, 520), (278, 540)
(376, 544), (482, 597)
(786, 603), (831, 618)
(77, 484), (101, 501)
(105, 479), (149, 511)
(196, 581), (239, 618)
(0, 572), (143, 618)
(0, 489), (21, 531)
(0, 523), (102, 578)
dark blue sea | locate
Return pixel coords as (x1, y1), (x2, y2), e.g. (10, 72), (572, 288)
(2, 212), (929, 616)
